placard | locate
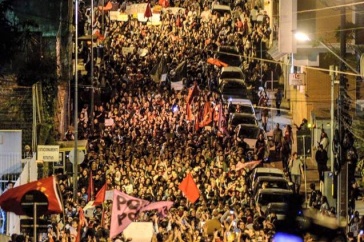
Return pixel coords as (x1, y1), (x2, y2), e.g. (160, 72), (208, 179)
(123, 222), (154, 242)
(105, 118), (115, 127)
(122, 47), (135, 56)
(109, 11), (119, 21)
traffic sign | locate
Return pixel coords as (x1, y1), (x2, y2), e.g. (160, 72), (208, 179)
(289, 73), (306, 86)
(68, 148), (85, 165)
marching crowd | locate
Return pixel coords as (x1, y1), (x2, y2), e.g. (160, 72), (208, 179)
(55, 0), (310, 241)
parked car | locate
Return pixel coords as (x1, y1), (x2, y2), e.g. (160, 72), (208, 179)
(215, 46), (243, 67)
(253, 188), (293, 215)
(227, 98), (255, 116)
(249, 167), (286, 190)
(251, 176), (291, 196)
(219, 79), (248, 101)
(211, 5), (234, 27)
(228, 113), (258, 128)
(219, 66), (244, 85)
(235, 124), (266, 152)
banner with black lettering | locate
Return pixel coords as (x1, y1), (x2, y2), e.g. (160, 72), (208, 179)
(110, 190), (150, 239)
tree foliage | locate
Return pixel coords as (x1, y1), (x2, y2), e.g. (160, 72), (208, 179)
(0, 0), (20, 72)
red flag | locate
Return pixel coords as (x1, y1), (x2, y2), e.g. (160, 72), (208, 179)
(0, 176), (63, 215)
(186, 82), (200, 104)
(199, 101), (213, 127)
(186, 103), (194, 121)
(98, 1), (112, 11)
(144, 2), (153, 18)
(76, 207), (87, 242)
(93, 183), (106, 206)
(159, 0), (169, 7)
(195, 112), (200, 132)
(87, 170), (94, 201)
(179, 173), (199, 203)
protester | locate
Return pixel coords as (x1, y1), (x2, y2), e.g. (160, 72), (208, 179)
(47, 0), (318, 241)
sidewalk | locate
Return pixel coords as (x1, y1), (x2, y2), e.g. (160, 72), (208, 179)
(264, 98), (320, 196)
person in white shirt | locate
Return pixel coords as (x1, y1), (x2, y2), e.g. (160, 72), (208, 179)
(200, 6), (212, 23)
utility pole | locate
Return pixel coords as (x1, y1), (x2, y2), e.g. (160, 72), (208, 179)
(337, 5), (348, 222)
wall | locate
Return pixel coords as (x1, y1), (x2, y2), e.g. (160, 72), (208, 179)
(0, 131), (22, 178)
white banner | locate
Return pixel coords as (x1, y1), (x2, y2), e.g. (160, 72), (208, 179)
(137, 13), (161, 23)
(125, 3), (148, 15)
(110, 11), (129, 21)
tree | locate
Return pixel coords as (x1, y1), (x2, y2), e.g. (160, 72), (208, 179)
(0, 0), (20, 72)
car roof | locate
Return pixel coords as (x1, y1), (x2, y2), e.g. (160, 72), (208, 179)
(218, 46), (239, 53)
(236, 123), (260, 129)
(267, 202), (288, 209)
(256, 188), (293, 194)
(255, 176), (287, 182)
(221, 66), (243, 73)
(229, 98), (253, 105)
(220, 79), (246, 85)
(231, 113), (256, 118)
(253, 167), (284, 175)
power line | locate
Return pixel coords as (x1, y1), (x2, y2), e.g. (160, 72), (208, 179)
(297, 1), (364, 14)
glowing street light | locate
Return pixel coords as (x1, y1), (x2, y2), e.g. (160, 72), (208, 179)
(294, 32), (311, 42)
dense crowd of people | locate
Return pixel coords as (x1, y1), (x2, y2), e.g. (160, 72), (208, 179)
(50, 0), (309, 241)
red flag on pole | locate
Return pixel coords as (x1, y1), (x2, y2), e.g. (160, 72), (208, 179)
(87, 170), (94, 201)
(178, 173), (200, 203)
(93, 183), (106, 206)
(0, 176), (63, 215)
(144, 2), (153, 19)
